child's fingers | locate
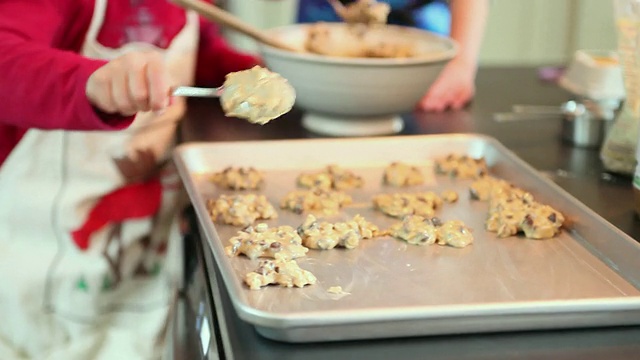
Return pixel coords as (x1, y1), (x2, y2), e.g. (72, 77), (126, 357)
(99, 77), (118, 114)
(145, 56), (170, 111)
(86, 67), (119, 114)
(86, 50), (170, 116)
(127, 59), (151, 112)
(419, 90), (446, 112)
(111, 68), (137, 116)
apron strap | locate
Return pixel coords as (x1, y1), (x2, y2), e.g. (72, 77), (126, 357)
(83, 0), (108, 53)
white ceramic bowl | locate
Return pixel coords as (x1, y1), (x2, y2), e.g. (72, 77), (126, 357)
(258, 23), (458, 136)
(559, 49), (625, 101)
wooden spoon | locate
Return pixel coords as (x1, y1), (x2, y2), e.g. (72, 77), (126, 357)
(172, 0), (299, 52)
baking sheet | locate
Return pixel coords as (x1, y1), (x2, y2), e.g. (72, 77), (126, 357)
(174, 134), (640, 343)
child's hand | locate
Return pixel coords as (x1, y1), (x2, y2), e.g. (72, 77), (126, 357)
(86, 51), (171, 116)
(417, 58), (477, 113)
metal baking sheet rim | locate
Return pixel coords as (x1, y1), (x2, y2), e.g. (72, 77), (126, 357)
(174, 134), (640, 341)
(254, 309), (640, 343)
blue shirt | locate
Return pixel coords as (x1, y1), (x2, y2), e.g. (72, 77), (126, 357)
(296, 0), (451, 35)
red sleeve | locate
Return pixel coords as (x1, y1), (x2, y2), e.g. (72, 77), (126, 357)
(0, 0), (133, 131)
(195, 17), (262, 87)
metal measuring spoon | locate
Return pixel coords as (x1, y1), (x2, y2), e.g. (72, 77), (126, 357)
(493, 101), (586, 122)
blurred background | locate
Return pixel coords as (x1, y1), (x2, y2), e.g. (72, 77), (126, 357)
(217, 0), (617, 66)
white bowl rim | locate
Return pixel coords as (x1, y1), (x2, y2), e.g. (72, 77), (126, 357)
(259, 23), (459, 67)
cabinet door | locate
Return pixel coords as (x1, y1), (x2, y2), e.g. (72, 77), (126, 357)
(573, 0), (616, 53)
(222, 0), (299, 54)
(480, 0), (616, 66)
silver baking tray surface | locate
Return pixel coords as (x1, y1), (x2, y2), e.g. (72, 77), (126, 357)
(174, 134), (640, 343)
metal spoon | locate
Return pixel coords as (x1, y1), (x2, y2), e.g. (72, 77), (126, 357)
(172, 86), (223, 98)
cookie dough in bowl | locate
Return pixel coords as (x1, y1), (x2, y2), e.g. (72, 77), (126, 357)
(258, 23), (457, 137)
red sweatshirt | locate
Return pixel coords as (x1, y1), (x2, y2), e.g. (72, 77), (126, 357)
(0, 0), (259, 166)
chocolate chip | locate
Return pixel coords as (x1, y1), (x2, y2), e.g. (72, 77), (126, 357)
(430, 217), (442, 227)
(231, 242), (241, 255)
(418, 232), (432, 243)
(469, 188), (480, 200)
(523, 214), (534, 226)
(548, 213), (557, 222)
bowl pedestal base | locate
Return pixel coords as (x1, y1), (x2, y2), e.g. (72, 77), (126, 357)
(301, 113), (404, 137)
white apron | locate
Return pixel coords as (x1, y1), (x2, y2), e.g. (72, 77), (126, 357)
(0, 0), (198, 358)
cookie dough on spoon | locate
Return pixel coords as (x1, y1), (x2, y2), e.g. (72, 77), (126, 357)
(173, 66), (296, 125)
(221, 66), (296, 124)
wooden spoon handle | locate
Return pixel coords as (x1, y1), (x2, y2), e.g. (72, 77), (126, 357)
(172, 0), (297, 52)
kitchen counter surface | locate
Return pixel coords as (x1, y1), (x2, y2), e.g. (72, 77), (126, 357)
(173, 66), (640, 360)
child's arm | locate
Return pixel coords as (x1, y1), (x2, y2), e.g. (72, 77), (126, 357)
(0, 0), (134, 130)
(418, 0), (489, 112)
